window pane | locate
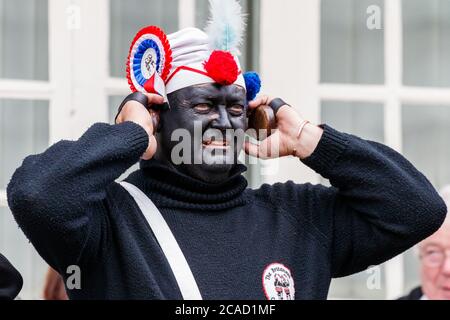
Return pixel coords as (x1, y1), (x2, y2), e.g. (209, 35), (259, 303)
(0, 0), (48, 80)
(403, 0), (450, 87)
(402, 104), (450, 294)
(109, 0), (179, 78)
(403, 248), (420, 296)
(402, 105), (450, 187)
(321, 0), (384, 84)
(0, 99), (49, 189)
(322, 101), (385, 299)
(195, 0), (209, 30)
(321, 101), (384, 143)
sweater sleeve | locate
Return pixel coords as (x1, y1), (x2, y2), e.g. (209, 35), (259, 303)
(301, 125), (447, 278)
(0, 253), (23, 300)
(6, 121), (149, 271)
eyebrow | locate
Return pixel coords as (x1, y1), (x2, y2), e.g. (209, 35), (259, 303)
(226, 96), (245, 106)
(421, 243), (444, 249)
(192, 85), (221, 95)
(191, 90), (245, 103)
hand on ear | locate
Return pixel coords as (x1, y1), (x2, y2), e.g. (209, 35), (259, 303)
(245, 95), (322, 160)
(115, 93), (162, 160)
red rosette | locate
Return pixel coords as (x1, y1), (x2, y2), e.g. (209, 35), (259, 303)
(126, 26), (172, 93)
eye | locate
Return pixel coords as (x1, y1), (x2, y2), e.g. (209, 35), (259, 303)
(193, 103), (212, 113)
(423, 247), (444, 258)
(228, 104), (244, 115)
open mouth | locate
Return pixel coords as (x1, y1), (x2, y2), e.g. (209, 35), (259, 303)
(202, 139), (230, 149)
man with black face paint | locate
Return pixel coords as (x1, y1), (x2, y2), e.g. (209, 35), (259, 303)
(7, 1), (448, 300)
(154, 84), (248, 184)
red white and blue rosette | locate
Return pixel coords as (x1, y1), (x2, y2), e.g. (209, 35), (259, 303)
(126, 26), (172, 97)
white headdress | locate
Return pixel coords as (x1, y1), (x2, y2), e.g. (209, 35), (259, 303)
(126, 0), (260, 101)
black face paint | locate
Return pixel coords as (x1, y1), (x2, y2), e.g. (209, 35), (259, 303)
(153, 83), (247, 184)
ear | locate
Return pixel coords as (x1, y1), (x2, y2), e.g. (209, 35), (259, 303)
(155, 107), (171, 133)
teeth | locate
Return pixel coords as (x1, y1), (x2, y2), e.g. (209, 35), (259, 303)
(202, 140), (229, 147)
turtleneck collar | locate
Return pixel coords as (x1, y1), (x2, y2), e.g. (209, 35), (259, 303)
(125, 159), (249, 211)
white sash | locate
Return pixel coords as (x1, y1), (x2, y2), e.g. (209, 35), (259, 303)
(119, 181), (203, 300)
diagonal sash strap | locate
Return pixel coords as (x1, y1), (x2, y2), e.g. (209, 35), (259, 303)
(119, 181), (203, 300)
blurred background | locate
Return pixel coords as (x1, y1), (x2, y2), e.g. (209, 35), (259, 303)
(0, 0), (449, 299)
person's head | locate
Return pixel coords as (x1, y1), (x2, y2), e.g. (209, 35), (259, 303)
(154, 82), (247, 183)
(418, 185), (450, 299)
(129, 1), (260, 183)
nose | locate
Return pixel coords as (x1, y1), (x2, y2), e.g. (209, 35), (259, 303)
(211, 105), (232, 130)
(442, 254), (450, 276)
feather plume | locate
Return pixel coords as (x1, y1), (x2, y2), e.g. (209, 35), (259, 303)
(205, 0), (247, 55)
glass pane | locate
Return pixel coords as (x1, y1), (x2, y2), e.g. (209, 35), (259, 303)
(321, 0), (384, 84)
(402, 105), (450, 188)
(195, 0), (209, 30)
(0, 206), (48, 299)
(403, 248), (420, 296)
(0, 99), (49, 189)
(109, 0), (179, 78)
(402, 104), (450, 294)
(0, 0), (48, 80)
(321, 101), (384, 143)
(403, 0), (450, 87)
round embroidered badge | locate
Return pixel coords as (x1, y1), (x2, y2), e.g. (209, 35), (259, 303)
(262, 263), (295, 300)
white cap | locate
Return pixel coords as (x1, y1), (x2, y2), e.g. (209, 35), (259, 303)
(165, 27), (246, 94)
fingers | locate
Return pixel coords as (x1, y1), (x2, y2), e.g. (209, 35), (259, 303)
(248, 95), (270, 110)
(144, 93), (164, 106)
(244, 132), (281, 159)
(244, 141), (262, 159)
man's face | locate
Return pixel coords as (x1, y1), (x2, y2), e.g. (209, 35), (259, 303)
(419, 219), (450, 300)
(155, 83), (247, 183)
